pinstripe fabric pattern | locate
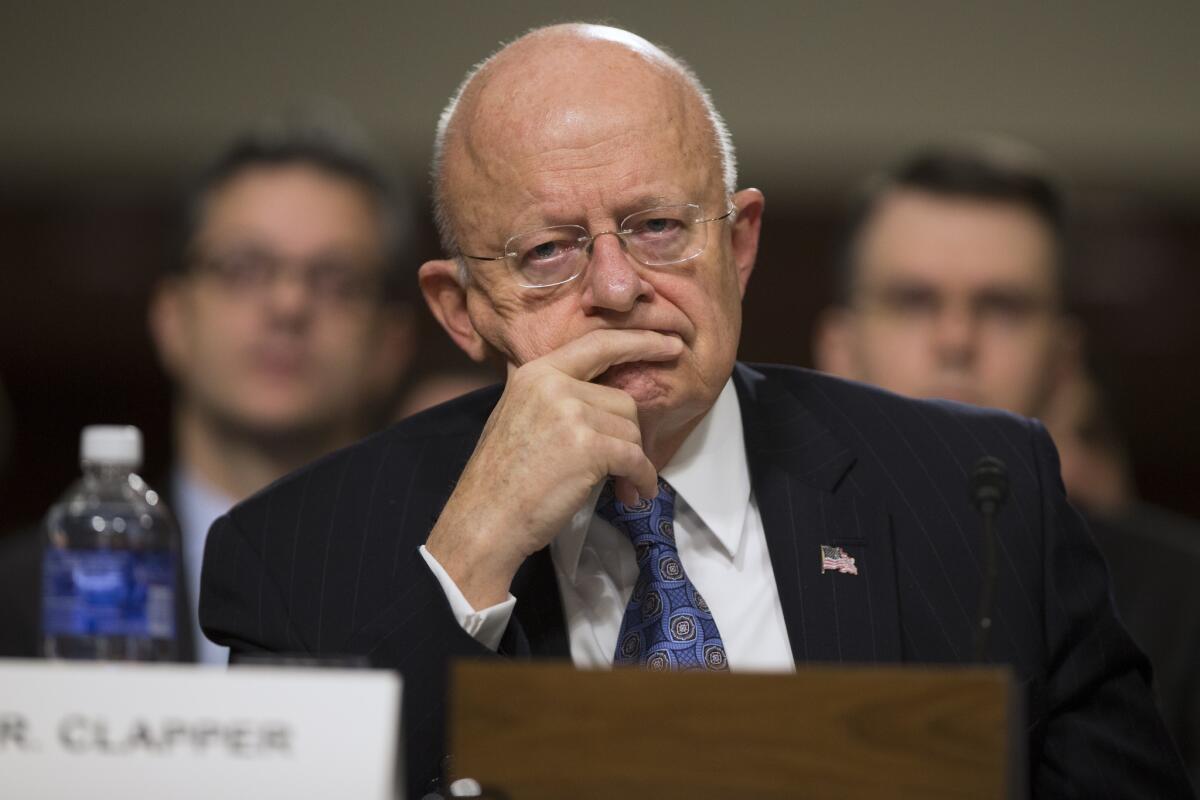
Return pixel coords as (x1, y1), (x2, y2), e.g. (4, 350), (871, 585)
(200, 366), (1193, 799)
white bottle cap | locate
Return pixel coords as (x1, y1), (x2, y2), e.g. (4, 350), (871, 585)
(80, 425), (143, 468)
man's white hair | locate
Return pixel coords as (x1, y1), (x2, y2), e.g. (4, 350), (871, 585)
(430, 26), (738, 284)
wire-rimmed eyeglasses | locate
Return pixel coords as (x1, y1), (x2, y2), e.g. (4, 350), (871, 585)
(188, 245), (388, 309)
(461, 201), (736, 289)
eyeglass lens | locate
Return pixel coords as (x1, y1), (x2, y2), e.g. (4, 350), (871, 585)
(507, 204), (709, 288)
(194, 247), (383, 306)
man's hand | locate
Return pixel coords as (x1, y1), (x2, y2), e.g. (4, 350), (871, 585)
(424, 329), (682, 608)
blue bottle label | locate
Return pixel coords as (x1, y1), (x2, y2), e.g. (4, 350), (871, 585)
(41, 549), (176, 639)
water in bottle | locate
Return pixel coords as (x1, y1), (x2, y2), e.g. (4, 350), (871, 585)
(41, 425), (180, 661)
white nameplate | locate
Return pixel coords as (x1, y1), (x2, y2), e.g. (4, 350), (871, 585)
(0, 659), (401, 800)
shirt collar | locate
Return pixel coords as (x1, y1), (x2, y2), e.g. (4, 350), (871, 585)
(172, 465), (235, 545)
(553, 377), (750, 582)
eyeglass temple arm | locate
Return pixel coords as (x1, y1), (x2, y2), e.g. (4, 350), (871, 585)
(699, 202), (737, 224)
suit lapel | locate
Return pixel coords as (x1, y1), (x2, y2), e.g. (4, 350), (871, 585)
(735, 365), (901, 664)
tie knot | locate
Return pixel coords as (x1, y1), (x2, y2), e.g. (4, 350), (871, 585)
(595, 478), (676, 544)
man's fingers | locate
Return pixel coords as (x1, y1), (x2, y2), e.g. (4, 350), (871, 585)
(575, 382), (640, 425)
(584, 406), (643, 446)
(599, 436), (659, 501)
(614, 476), (641, 508)
(544, 328), (683, 382)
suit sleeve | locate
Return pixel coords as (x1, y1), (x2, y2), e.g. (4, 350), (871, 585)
(198, 513), (309, 657)
(1028, 419), (1194, 798)
(199, 510), (505, 799)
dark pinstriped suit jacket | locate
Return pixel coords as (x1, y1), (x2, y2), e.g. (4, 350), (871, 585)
(200, 363), (1193, 799)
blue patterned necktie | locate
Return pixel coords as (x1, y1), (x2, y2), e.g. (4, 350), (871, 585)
(596, 478), (729, 671)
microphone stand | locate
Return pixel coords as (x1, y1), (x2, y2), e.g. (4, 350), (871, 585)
(970, 457), (1009, 662)
(973, 500), (999, 662)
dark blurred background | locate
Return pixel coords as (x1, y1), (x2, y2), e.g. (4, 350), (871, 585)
(2, 1), (1198, 529)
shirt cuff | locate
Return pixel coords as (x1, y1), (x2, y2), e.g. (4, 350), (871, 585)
(418, 544), (516, 651)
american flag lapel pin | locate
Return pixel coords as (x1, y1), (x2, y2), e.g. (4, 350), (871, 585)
(820, 545), (859, 576)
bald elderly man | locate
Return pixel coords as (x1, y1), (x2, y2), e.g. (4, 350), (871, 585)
(200, 25), (1191, 798)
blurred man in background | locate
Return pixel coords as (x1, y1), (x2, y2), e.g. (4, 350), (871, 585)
(813, 139), (1078, 415)
(813, 139), (1200, 782)
(0, 121), (416, 664)
(1037, 356), (1200, 785)
(150, 122), (417, 664)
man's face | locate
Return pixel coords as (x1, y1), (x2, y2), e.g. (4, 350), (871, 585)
(152, 164), (407, 439)
(817, 190), (1067, 417)
(430, 50), (762, 433)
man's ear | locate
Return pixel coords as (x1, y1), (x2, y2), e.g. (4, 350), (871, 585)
(730, 188), (765, 296)
(419, 258), (489, 362)
(146, 276), (188, 380)
(812, 306), (857, 378)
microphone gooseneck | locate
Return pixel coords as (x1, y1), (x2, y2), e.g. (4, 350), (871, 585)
(970, 456), (1009, 662)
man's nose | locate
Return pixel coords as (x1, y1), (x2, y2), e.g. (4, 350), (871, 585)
(931, 302), (978, 366)
(263, 265), (317, 322)
(579, 233), (654, 314)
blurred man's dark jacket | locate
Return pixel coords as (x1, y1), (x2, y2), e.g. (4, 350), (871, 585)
(1088, 503), (1200, 788)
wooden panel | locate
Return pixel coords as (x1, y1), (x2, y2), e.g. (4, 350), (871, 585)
(450, 662), (1019, 800)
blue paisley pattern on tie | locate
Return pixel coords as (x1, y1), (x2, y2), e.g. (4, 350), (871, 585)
(596, 478), (729, 671)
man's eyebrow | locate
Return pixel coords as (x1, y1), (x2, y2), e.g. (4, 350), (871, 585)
(513, 197), (676, 227)
(974, 285), (1041, 299)
(507, 195), (688, 231)
(860, 275), (939, 293)
(628, 194), (682, 208)
(972, 286), (1051, 309)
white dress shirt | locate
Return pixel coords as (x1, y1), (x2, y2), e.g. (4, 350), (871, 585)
(421, 378), (794, 672)
(173, 467), (233, 666)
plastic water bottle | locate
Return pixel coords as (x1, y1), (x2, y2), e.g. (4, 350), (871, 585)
(41, 425), (180, 661)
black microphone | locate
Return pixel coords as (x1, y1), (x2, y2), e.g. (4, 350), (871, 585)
(970, 456), (1009, 661)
